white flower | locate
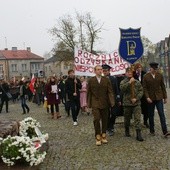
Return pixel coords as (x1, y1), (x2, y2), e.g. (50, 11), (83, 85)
(0, 117), (48, 166)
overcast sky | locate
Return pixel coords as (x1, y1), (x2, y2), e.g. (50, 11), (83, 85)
(0, 0), (169, 56)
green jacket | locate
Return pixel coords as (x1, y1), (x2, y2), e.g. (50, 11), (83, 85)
(120, 77), (143, 106)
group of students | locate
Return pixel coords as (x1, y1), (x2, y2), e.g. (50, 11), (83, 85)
(87, 62), (169, 146)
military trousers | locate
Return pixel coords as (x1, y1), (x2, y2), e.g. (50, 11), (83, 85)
(124, 105), (141, 130)
(92, 107), (109, 136)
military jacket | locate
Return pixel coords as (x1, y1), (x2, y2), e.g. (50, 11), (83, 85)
(120, 77), (143, 106)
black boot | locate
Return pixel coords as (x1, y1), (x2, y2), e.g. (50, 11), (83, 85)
(136, 129), (144, 141)
(125, 127), (131, 137)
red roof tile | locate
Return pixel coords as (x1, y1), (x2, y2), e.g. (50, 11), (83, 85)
(0, 50), (44, 60)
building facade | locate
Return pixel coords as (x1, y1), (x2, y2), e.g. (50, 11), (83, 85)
(44, 55), (74, 78)
(155, 34), (170, 87)
(0, 47), (44, 81)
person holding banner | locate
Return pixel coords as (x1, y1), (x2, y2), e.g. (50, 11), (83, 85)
(102, 64), (121, 136)
(65, 69), (82, 126)
(87, 65), (115, 146)
(120, 67), (144, 141)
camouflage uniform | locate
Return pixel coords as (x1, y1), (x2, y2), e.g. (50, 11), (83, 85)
(120, 77), (143, 130)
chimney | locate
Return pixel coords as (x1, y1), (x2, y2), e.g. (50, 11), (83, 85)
(12, 47), (17, 51)
(27, 47), (31, 52)
(4, 48), (8, 50)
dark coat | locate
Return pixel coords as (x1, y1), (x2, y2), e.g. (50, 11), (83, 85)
(87, 76), (115, 109)
(45, 82), (60, 105)
(143, 72), (167, 100)
(58, 80), (66, 99)
(108, 75), (121, 103)
(65, 77), (82, 101)
(133, 71), (146, 85)
(133, 71), (148, 114)
(0, 83), (10, 101)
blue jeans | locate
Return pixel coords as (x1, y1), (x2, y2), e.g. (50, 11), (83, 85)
(20, 96), (29, 113)
(148, 100), (167, 134)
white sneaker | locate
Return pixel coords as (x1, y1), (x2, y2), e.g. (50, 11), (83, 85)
(73, 122), (78, 126)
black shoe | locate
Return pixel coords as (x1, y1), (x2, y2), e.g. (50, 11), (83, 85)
(22, 112), (26, 114)
(27, 108), (30, 113)
(149, 132), (155, 136)
(136, 129), (144, 141)
(125, 127), (131, 137)
(164, 132), (170, 138)
(108, 130), (114, 136)
(144, 122), (149, 128)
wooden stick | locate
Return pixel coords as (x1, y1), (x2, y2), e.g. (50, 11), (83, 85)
(131, 81), (135, 99)
(74, 77), (77, 94)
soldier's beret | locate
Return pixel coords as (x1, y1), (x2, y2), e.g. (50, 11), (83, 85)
(149, 62), (159, 69)
(102, 64), (112, 70)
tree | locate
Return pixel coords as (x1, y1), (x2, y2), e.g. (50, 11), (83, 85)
(141, 36), (156, 56)
(139, 36), (156, 69)
(49, 11), (104, 59)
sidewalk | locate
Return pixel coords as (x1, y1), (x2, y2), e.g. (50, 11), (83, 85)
(0, 89), (170, 169)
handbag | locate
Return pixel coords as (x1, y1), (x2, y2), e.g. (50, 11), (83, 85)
(6, 92), (12, 99)
(0, 84), (12, 100)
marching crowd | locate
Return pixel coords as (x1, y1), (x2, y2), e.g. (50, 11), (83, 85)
(0, 61), (169, 146)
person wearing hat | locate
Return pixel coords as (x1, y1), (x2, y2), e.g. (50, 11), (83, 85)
(120, 67), (144, 141)
(143, 62), (170, 137)
(134, 63), (149, 128)
(87, 65), (115, 146)
(102, 64), (121, 136)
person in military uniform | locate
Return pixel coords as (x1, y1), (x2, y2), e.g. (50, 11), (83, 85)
(102, 64), (121, 136)
(87, 65), (115, 146)
(143, 62), (170, 137)
(120, 67), (144, 141)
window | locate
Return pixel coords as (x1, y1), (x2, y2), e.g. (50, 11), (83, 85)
(31, 63), (40, 70)
(0, 64), (3, 74)
(22, 64), (27, 71)
(11, 64), (18, 72)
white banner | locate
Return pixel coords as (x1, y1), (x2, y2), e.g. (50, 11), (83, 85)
(74, 48), (130, 76)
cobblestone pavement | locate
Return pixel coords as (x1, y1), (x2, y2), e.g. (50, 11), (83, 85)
(0, 89), (170, 170)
